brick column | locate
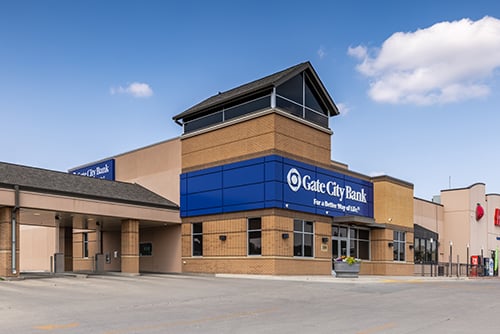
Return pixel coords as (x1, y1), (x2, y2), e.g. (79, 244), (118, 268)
(0, 207), (20, 278)
(64, 226), (73, 271)
(121, 219), (139, 274)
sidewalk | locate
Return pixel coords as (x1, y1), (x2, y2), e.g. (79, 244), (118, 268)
(215, 273), (471, 283)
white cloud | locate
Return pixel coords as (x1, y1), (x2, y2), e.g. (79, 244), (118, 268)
(110, 82), (153, 98)
(317, 46), (327, 59)
(348, 16), (500, 105)
(347, 45), (367, 60)
(336, 102), (351, 116)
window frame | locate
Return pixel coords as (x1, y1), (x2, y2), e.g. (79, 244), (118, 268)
(293, 219), (314, 258)
(247, 217), (262, 256)
(192, 222), (203, 257)
(83, 232), (89, 258)
(393, 231), (406, 262)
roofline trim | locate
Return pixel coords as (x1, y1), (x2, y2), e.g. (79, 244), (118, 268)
(0, 183), (179, 211)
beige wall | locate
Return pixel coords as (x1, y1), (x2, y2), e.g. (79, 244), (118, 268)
(486, 193), (500, 256)
(103, 231), (121, 271)
(20, 225), (56, 272)
(115, 138), (181, 205)
(414, 198), (443, 235)
(439, 183), (500, 263)
(140, 225), (181, 273)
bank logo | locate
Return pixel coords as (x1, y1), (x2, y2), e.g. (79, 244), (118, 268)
(287, 168), (301, 192)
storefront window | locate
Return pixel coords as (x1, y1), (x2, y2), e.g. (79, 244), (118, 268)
(248, 217), (262, 256)
(393, 231), (406, 262)
(332, 225), (370, 260)
(294, 219), (314, 257)
(192, 222), (203, 256)
(414, 237), (437, 264)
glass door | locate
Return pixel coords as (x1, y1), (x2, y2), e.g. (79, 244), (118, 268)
(332, 226), (349, 268)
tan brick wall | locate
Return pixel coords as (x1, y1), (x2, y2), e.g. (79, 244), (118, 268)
(360, 262), (414, 276)
(274, 115), (331, 165)
(373, 176), (414, 229)
(0, 207), (19, 277)
(181, 210), (333, 275)
(121, 219), (139, 274)
(181, 113), (332, 171)
(72, 231), (98, 272)
(181, 257), (331, 275)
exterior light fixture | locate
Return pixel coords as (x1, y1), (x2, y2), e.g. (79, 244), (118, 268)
(282, 233), (289, 239)
(219, 235), (227, 241)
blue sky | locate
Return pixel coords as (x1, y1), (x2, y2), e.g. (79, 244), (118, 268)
(2, 0), (500, 201)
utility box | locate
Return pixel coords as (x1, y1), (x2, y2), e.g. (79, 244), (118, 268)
(54, 253), (64, 273)
(95, 254), (105, 272)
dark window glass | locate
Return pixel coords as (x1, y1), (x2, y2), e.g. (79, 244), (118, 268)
(83, 232), (89, 258)
(248, 218), (262, 256)
(184, 111), (223, 133)
(332, 225), (370, 261)
(304, 108), (328, 127)
(139, 242), (152, 256)
(294, 219), (302, 232)
(332, 239), (339, 259)
(248, 217), (262, 231)
(350, 239), (357, 257)
(225, 96), (270, 121)
(192, 223), (203, 256)
(304, 77), (327, 114)
(276, 97), (303, 118)
(193, 222), (203, 234)
(359, 229), (369, 240)
(276, 74), (303, 104)
(359, 241), (370, 260)
(414, 238), (422, 263)
(294, 220), (314, 257)
(294, 232), (302, 256)
(304, 234), (313, 257)
(393, 231), (405, 261)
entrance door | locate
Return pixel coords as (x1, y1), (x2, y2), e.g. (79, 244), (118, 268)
(332, 226), (349, 268)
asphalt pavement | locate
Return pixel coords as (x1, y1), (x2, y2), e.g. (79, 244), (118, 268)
(0, 273), (498, 334)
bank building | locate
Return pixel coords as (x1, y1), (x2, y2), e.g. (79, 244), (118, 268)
(1, 62), (499, 278)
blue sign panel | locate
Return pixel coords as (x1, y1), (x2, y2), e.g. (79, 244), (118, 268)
(180, 155), (373, 219)
(70, 159), (115, 181)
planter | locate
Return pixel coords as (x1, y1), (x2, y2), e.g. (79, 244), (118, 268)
(333, 262), (360, 278)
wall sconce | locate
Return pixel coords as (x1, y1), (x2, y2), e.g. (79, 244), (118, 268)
(409, 244), (414, 250)
(282, 233), (289, 239)
(219, 235), (227, 241)
(388, 242), (393, 247)
(321, 237), (329, 243)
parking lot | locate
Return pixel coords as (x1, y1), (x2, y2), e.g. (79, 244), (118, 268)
(1, 274), (499, 333)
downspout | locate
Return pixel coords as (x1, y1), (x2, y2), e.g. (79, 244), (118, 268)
(12, 185), (19, 274)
